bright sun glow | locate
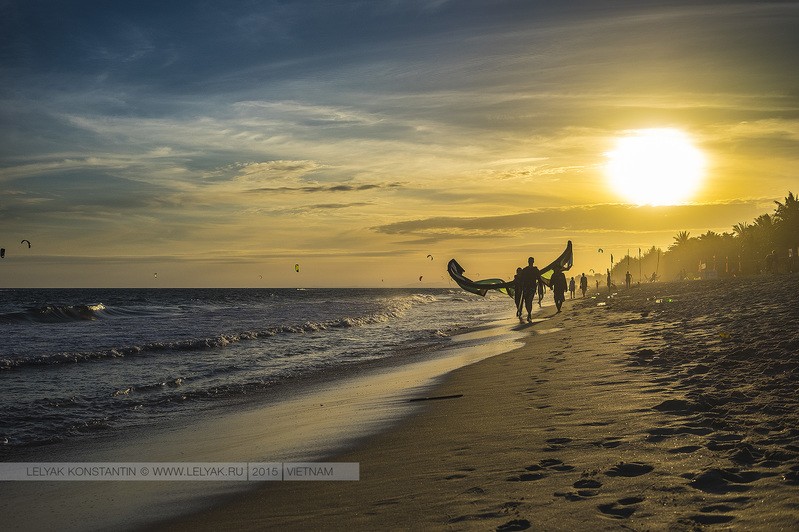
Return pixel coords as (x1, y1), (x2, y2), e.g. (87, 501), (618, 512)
(605, 128), (706, 206)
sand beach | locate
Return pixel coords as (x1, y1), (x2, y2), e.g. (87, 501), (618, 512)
(159, 273), (798, 531)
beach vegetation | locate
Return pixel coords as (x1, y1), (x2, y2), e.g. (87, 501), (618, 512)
(611, 191), (798, 281)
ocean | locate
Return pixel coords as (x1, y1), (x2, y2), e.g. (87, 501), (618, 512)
(1, 288), (515, 459)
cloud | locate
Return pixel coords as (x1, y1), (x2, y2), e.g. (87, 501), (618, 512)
(248, 182), (402, 194)
(373, 201), (769, 237)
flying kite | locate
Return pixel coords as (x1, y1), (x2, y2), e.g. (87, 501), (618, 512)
(598, 248), (604, 253)
(21, 239), (31, 248)
(294, 263), (300, 273)
(448, 241), (573, 298)
(419, 275), (423, 281)
(427, 254), (433, 261)
(154, 273), (158, 278)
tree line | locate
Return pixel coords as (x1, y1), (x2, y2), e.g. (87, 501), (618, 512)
(607, 192), (798, 282)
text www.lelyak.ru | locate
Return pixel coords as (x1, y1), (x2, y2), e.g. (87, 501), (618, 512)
(0, 462), (359, 481)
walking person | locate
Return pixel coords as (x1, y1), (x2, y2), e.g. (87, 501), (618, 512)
(537, 278), (545, 307)
(569, 277), (576, 299)
(552, 265), (568, 313)
(513, 267), (524, 319)
(520, 257), (540, 322)
(579, 273), (588, 297)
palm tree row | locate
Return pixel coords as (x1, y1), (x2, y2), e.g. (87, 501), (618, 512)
(665, 191), (798, 278)
(609, 192), (798, 281)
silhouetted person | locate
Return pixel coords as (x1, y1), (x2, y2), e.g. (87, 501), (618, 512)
(606, 269), (612, 292)
(764, 250), (777, 273)
(579, 273), (588, 297)
(513, 267), (523, 319)
(625, 270), (632, 288)
(537, 278), (545, 307)
(595, 279), (600, 291)
(520, 256), (540, 322)
(569, 277), (576, 299)
(552, 266), (568, 313)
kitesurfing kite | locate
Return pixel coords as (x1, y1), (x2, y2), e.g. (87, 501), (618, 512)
(294, 263), (300, 273)
(21, 239), (31, 248)
(427, 254), (433, 261)
(447, 241), (573, 298)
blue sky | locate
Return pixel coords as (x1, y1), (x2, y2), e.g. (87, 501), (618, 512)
(2, 0), (798, 286)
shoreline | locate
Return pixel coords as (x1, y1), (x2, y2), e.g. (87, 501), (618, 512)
(0, 307), (530, 531)
(158, 275), (799, 530)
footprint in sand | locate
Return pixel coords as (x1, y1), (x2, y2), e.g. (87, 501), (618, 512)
(543, 437), (574, 452)
(605, 462), (654, 477)
(506, 472), (546, 482)
(686, 468), (760, 494)
(591, 437), (624, 448)
(554, 478), (604, 501)
(496, 519), (531, 531)
(687, 514), (735, 525)
(508, 458), (575, 481)
(573, 479), (603, 489)
(667, 445), (702, 454)
(539, 458), (575, 471)
(597, 496), (644, 519)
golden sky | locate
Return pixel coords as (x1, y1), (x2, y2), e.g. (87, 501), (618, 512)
(1, 1), (797, 287)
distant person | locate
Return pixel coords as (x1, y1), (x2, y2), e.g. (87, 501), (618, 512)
(595, 279), (600, 291)
(513, 267), (524, 319)
(569, 277), (576, 299)
(625, 271), (632, 289)
(579, 273), (588, 297)
(537, 278), (545, 307)
(764, 250), (777, 273)
(551, 266), (568, 313)
(520, 257), (540, 322)
(606, 269), (612, 292)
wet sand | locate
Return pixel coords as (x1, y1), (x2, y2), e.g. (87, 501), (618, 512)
(158, 273), (799, 530)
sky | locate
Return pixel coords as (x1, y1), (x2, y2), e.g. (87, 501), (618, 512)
(1, 0), (798, 287)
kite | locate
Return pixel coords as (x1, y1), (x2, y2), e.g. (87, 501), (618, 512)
(427, 254), (433, 261)
(419, 275), (423, 281)
(294, 264), (300, 273)
(447, 241), (573, 298)
(21, 239), (31, 248)
(154, 273), (158, 278)
(598, 248), (603, 253)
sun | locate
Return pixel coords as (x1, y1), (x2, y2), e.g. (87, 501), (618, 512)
(604, 128), (706, 206)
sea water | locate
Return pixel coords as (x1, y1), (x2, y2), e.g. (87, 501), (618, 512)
(1, 288), (513, 458)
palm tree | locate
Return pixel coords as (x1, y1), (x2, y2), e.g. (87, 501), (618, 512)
(669, 230), (691, 252)
(732, 222), (750, 237)
(774, 191), (799, 256)
(667, 231), (695, 278)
